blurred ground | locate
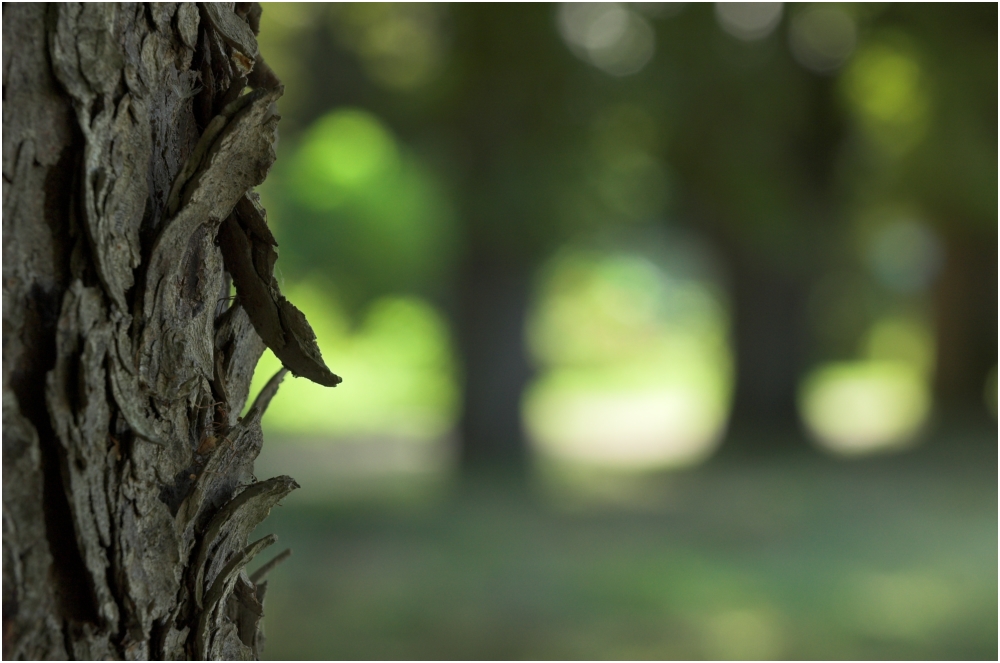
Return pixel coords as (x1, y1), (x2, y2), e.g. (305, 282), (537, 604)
(250, 428), (996, 660)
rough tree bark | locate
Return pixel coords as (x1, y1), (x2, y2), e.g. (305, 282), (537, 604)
(3, 3), (338, 659)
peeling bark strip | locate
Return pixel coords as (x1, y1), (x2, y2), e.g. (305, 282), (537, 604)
(219, 196), (343, 387)
(3, 3), (337, 659)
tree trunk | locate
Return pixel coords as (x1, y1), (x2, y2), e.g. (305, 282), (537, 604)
(3, 4), (336, 659)
(454, 255), (533, 476)
(446, 4), (557, 479)
(722, 252), (811, 453)
(933, 225), (998, 419)
(680, 72), (843, 457)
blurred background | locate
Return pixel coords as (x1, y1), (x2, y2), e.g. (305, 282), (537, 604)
(245, 3), (997, 659)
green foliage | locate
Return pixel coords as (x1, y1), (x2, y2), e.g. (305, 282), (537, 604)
(259, 108), (457, 310)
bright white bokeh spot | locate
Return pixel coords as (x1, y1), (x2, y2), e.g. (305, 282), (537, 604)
(558, 3), (656, 76)
(789, 6), (857, 73)
(586, 5), (629, 49)
(526, 384), (726, 470)
(524, 245), (732, 471)
(714, 2), (783, 42)
(799, 361), (930, 456)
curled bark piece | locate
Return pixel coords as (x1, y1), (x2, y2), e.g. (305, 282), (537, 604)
(108, 357), (169, 446)
(218, 213), (282, 349)
(175, 408), (266, 538)
(247, 55), (282, 92)
(245, 3), (263, 35)
(250, 368), (289, 417)
(140, 87), (280, 407)
(236, 192), (277, 245)
(176, 3), (201, 49)
(196, 534), (276, 660)
(200, 3), (259, 66)
(249, 548), (291, 584)
(229, 574), (265, 657)
(164, 113), (226, 220)
(275, 297), (343, 386)
(193, 475), (298, 608)
(164, 84), (268, 219)
(219, 196), (343, 387)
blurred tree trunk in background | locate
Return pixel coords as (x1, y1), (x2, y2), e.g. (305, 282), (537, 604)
(454, 258), (533, 474)
(447, 4), (563, 478)
(910, 3), (998, 426)
(674, 68), (844, 456)
(933, 227), (998, 419)
(3, 3), (303, 658)
(724, 255), (811, 451)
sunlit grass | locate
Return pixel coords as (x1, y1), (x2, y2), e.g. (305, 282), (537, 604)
(698, 606), (787, 660)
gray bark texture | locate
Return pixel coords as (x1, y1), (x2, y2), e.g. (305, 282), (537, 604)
(2, 3), (339, 659)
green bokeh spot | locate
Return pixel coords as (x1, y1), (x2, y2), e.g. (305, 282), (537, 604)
(292, 108), (400, 209)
